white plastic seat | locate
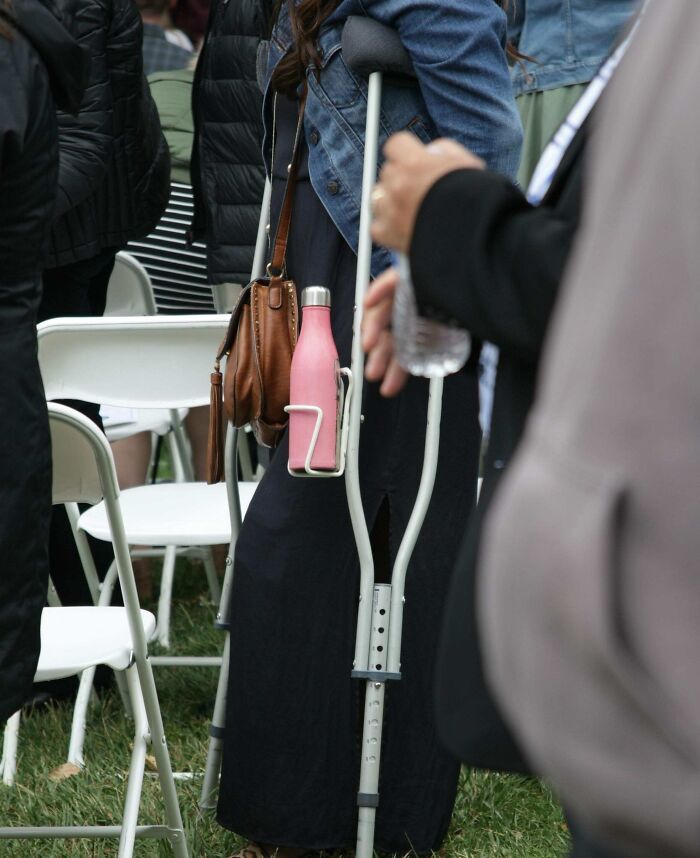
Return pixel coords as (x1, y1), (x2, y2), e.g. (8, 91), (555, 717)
(80, 481), (257, 545)
(101, 404), (189, 442)
(37, 607), (156, 680)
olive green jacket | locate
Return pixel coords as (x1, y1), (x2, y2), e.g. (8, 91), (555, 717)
(147, 67), (193, 185)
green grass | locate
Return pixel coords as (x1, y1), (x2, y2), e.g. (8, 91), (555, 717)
(0, 561), (568, 857)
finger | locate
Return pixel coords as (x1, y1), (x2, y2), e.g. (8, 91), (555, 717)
(383, 131), (425, 163)
(380, 358), (409, 398)
(370, 214), (393, 248)
(365, 329), (395, 383)
(362, 296), (394, 352)
(365, 267), (399, 308)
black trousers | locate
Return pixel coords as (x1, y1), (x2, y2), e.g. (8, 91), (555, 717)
(33, 248), (119, 699)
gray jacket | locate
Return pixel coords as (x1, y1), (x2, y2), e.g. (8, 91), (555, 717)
(479, 2), (700, 856)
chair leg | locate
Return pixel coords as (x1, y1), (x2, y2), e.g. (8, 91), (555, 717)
(98, 559), (134, 717)
(67, 666), (96, 768)
(1, 711), (20, 787)
(202, 549), (221, 606)
(118, 665), (149, 858)
(134, 657), (189, 858)
(156, 545), (178, 649)
(199, 632), (229, 809)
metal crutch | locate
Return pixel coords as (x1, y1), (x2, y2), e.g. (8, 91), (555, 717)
(199, 177), (272, 810)
(340, 17), (446, 858)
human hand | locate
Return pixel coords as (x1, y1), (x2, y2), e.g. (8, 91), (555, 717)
(371, 133), (485, 253)
(362, 267), (409, 398)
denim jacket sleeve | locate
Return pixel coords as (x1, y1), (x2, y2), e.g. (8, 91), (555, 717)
(358, 0), (523, 177)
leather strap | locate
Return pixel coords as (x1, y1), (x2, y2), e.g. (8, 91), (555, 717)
(269, 86), (308, 278)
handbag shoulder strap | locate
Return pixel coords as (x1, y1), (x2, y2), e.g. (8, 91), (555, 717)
(268, 86), (308, 278)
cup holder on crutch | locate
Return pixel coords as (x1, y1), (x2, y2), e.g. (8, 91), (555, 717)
(284, 366), (354, 477)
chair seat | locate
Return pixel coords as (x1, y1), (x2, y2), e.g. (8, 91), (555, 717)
(36, 607), (156, 681)
(102, 407), (188, 442)
(78, 481), (258, 545)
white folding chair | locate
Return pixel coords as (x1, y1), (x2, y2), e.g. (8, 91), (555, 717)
(0, 404), (189, 857)
(105, 252), (158, 316)
(104, 251), (190, 477)
(36, 315), (257, 769)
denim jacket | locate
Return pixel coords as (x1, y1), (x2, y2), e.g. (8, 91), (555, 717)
(509, 0), (639, 96)
(264, 0), (523, 276)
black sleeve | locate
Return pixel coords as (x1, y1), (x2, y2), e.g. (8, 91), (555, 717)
(0, 41), (29, 178)
(409, 166), (581, 363)
(54, 0), (113, 218)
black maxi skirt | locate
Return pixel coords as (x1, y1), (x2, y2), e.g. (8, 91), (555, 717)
(217, 98), (481, 854)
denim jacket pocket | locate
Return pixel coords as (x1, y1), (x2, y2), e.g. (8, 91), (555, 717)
(314, 45), (363, 110)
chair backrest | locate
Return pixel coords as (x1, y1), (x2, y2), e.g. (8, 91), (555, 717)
(104, 252), (158, 317)
(48, 403), (150, 655)
(38, 315), (230, 410)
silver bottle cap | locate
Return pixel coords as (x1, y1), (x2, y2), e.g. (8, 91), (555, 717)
(301, 286), (331, 308)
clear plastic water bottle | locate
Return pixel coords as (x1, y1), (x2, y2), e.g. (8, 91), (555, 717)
(391, 252), (471, 377)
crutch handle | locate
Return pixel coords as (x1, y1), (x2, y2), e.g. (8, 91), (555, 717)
(342, 16), (416, 80)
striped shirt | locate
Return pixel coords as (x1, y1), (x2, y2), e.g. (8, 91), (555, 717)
(127, 182), (216, 314)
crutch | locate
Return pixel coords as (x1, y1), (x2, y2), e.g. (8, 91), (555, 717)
(198, 177), (272, 810)
(341, 17), (446, 858)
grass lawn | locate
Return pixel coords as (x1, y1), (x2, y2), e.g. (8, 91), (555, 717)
(0, 559), (568, 857)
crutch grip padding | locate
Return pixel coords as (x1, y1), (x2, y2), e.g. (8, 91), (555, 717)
(342, 16), (416, 80)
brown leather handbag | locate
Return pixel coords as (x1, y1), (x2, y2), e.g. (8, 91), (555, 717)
(207, 96), (305, 484)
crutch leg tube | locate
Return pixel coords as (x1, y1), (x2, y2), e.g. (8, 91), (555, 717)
(341, 17), (446, 858)
(200, 427), (243, 810)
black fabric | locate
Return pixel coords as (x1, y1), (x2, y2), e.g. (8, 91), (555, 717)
(409, 127), (587, 773)
(47, 0), (170, 268)
(0, 0), (80, 282)
(12, 0), (88, 114)
(0, 18), (72, 720)
(190, 0), (268, 285)
(217, 98), (480, 854)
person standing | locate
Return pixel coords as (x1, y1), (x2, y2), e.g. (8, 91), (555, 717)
(190, 0), (270, 305)
(510, 0), (637, 187)
(217, 1), (522, 856)
(479, 2), (700, 856)
(137, 0), (193, 75)
(0, 0), (85, 721)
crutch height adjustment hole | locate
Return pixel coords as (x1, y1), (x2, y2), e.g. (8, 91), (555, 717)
(378, 627), (385, 633)
(379, 609), (386, 615)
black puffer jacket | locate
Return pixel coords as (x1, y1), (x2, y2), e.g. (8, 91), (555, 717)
(47, 0), (170, 268)
(191, 0), (270, 286)
(0, 0), (85, 722)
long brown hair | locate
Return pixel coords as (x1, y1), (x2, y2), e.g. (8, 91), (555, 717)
(271, 0), (518, 96)
(0, 0), (15, 40)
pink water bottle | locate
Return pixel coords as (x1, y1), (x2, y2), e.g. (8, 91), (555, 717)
(289, 286), (340, 472)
